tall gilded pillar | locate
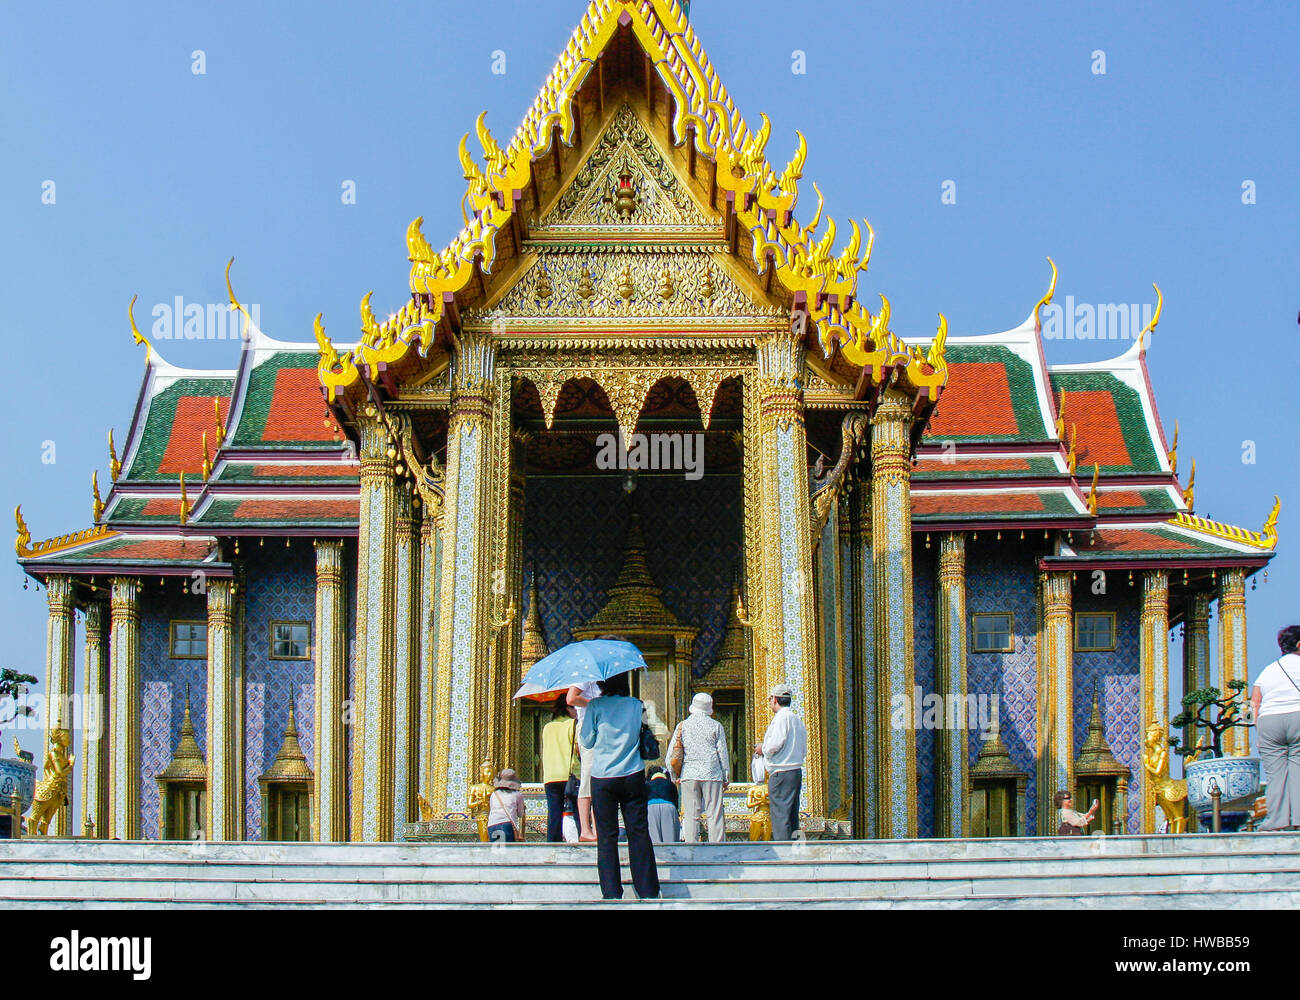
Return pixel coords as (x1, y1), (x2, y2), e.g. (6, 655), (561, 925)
(42, 575), (75, 835)
(1037, 570), (1073, 835)
(108, 577), (141, 840)
(81, 601), (109, 837)
(312, 539), (347, 841)
(936, 532), (969, 838)
(1182, 592), (1211, 756)
(1138, 570), (1170, 831)
(496, 427), (527, 773)
(849, 482), (876, 838)
(815, 500), (847, 817)
(418, 506), (443, 805)
(205, 577), (241, 840)
(431, 334), (498, 812)
(352, 413), (401, 841)
(392, 488), (420, 837)
(1217, 568), (1247, 756)
(871, 388), (917, 839)
(755, 328), (824, 816)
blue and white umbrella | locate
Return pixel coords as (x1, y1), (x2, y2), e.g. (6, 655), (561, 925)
(512, 639), (647, 701)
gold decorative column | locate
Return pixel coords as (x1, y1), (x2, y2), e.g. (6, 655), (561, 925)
(108, 576), (141, 840)
(497, 427), (527, 773)
(42, 575), (75, 835)
(205, 577), (241, 840)
(815, 500), (848, 817)
(1217, 568), (1247, 756)
(741, 371), (770, 754)
(352, 413), (401, 841)
(392, 489), (420, 837)
(1138, 569), (1170, 832)
(871, 388), (917, 839)
(1182, 592), (1211, 756)
(755, 328), (824, 816)
(849, 482), (876, 839)
(936, 531), (969, 838)
(1037, 570), (1073, 835)
(431, 333), (498, 812)
(81, 600), (109, 837)
(312, 539), (347, 841)
(418, 506), (443, 804)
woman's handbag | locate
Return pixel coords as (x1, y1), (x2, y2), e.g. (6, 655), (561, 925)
(564, 718), (581, 799)
(668, 724), (685, 780)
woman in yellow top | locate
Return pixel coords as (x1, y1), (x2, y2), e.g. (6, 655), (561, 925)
(541, 695), (581, 842)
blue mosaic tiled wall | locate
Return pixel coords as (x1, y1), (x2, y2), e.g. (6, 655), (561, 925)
(818, 515), (843, 817)
(913, 545), (936, 838)
(345, 539), (357, 837)
(524, 474), (743, 686)
(1072, 585), (1141, 833)
(965, 538), (1041, 834)
(242, 544), (316, 839)
(139, 586), (208, 840)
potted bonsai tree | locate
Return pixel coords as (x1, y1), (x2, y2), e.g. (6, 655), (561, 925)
(0, 668), (39, 835)
(1170, 680), (1261, 816)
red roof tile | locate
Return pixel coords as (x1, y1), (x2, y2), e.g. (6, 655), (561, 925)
(98, 539), (212, 561)
(157, 397), (229, 474)
(916, 457), (1034, 473)
(262, 368), (336, 443)
(912, 493), (1047, 516)
(250, 464), (355, 478)
(1069, 390), (1132, 469)
(926, 363), (1018, 438)
(231, 498), (358, 521)
(1081, 529), (1196, 553)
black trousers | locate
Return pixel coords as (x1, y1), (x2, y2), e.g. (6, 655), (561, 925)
(591, 771), (660, 899)
(544, 781), (571, 842)
(769, 768), (802, 841)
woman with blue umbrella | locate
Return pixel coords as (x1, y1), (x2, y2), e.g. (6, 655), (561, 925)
(515, 638), (661, 900)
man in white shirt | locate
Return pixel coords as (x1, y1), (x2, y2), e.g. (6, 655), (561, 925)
(753, 683), (807, 841)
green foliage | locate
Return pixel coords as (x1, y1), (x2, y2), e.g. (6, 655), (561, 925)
(0, 668), (37, 733)
(1170, 684), (1252, 759)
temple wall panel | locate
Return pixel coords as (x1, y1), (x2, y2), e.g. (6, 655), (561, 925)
(242, 545), (316, 839)
(912, 545), (936, 839)
(139, 590), (208, 840)
(524, 474), (742, 681)
(1072, 588), (1141, 833)
(816, 512), (844, 817)
(345, 539), (357, 837)
(964, 539), (1040, 833)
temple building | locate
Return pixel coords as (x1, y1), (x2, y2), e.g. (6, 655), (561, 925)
(16, 0), (1278, 842)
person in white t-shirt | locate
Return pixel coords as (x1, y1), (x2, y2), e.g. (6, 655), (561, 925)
(567, 678), (603, 842)
(1251, 625), (1300, 831)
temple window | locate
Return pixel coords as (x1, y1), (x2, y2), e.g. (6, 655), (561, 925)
(970, 613), (1013, 653)
(169, 621), (207, 659)
(1075, 612), (1116, 651)
(270, 621), (311, 660)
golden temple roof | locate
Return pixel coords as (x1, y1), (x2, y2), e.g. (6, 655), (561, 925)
(697, 582), (747, 688)
(1074, 684), (1130, 780)
(521, 570), (550, 670)
(969, 718), (1027, 781)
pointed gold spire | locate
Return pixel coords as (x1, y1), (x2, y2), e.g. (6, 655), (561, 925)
(260, 701), (314, 782)
(1183, 458), (1196, 511)
(1087, 463), (1099, 517)
(1055, 390), (1066, 441)
(213, 397), (226, 450)
(200, 431), (212, 482)
(520, 569), (549, 671)
(1067, 423), (1078, 475)
(179, 472), (190, 526)
(699, 579), (748, 688)
(1167, 419), (1179, 474)
(157, 687), (207, 781)
(92, 471), (104, 525)
(1075, 683), (1129, 782)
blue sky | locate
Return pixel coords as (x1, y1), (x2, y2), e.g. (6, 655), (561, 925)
(1, 1), (1296, 754)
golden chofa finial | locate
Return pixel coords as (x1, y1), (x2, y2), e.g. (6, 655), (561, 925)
(1137, 282), (1162, 353)
(313, 313), (341, 369)
(200, 431), (212, 482)
(927, 314), (948, 368)
(179, 473), (190, 526)
(1087, 463), (1100, 516)
(128, 295), (151, 364)
(92, 471), (104, 524)
(108, 429), (121, 482)
(1262, 496), (1281, 547)
(1167, 419), (1179, 474)
(224, 257), (251, 341)
(1183, 457), (1196, 510)
(1033, 256), (1058, 333)
(859, 219), (875, 273)
(213, 396), (226, 450)
(15, 505), (31, 558)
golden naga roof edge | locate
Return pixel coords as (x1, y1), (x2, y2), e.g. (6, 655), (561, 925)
(317, 0), (949, 399)
(15, 506), (117, 560)
(1169, 495), (1280, 552)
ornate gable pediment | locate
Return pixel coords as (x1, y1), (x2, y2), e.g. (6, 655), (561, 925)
(540, 104), (715, 232)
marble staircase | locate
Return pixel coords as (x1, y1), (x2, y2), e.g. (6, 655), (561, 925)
(3, 833), (1298, 908)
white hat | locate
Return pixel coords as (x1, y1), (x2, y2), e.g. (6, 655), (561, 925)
(689, 692), (714, 715)
(769, 683), (793, 699)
